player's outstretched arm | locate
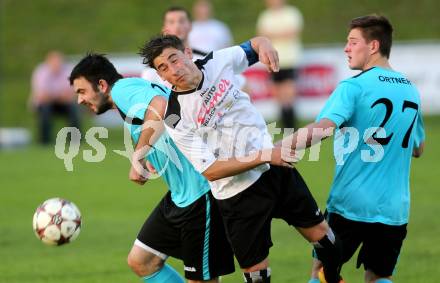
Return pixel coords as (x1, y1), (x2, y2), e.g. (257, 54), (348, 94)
(129, 96), (167, 185)
(277, 118), (336, 159)
(202, 150), (269, 182)
(202, 148), (293, 182)
(250, 36), (279, 72)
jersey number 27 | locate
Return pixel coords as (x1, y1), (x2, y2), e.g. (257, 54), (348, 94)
(370, 98), (418, 148)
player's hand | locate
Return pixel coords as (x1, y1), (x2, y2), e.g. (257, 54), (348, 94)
(144, 160), (157, 174)
(129, 159), (150, 186)
(269, 146), (298, 168)
(258, 40), (279, 73)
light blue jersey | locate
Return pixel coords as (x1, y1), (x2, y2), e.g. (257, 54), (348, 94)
(317, 67), (425, 225)
(111, 78), (210, 207)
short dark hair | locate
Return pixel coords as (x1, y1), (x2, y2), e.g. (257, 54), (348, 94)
(69, 53), (123, 89)
(139, 35), (185, 69)
(163, 6), (192, 22)
(350, 15), (393, 58)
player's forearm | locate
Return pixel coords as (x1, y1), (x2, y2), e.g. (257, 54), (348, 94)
(280, 119), (336, 151)
(133, 97), (167, 162)
(202, 150), (271, 181)
(133, 129), (156, 161)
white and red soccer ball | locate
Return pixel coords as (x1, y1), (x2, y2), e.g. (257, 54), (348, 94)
(32, 198), (82, 246)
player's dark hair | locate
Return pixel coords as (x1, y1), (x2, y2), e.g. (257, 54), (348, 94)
(163, 6), (192, 22)
(69, 53), (123, 90)
(139, 35), (185, 69)
(350, 14), (393, 59)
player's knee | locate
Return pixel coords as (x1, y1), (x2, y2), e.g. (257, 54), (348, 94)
(366, 277), (393, 283)
(312, 226), (342, 262)
(127, 250), (164, 277)
(242, 258), (271, 283)
(365, 269), (393, 283)
(243, 268), (271, 283)
(302, 220), (329, 243)
(241, 257), (269, 273)
(313, 226), (337, 248)
(126, 254), (140, 275)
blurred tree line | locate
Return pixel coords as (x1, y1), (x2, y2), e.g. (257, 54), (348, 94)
(1, 0), (438, 126)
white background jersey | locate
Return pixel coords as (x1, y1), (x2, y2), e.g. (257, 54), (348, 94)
(165, 46), (274, 199)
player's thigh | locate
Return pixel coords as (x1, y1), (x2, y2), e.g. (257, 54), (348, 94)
(136, 192), (182, 260)
(181, 193), (235, 280)
(327, 212), (364, 263)
(215, 175), (275, 269)
(273, 166), (324, 229)
(359, 222), (407, 277)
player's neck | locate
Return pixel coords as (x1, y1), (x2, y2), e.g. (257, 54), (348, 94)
(363, 55), (391, 71)
(107, 86), (116, 109)
(175, 69), (203, 92)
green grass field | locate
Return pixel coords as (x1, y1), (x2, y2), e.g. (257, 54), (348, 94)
(1, 116), (439, 283)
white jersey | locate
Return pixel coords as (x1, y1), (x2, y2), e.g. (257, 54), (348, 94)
(164, 44), (273, 199)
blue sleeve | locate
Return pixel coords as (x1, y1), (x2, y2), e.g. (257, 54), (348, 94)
(239, 41), (258, 66)
(112, 79), (170, 148)
(112, 79), (170, 120)
(316, 81), (361, 127)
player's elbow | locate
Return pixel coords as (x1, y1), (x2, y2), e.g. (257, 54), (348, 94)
(202, 170), (219, 182)
(412, 148), (423, 158)
(413, 142), (425, 158)
(412, 150), (422, 158)
(202, 165), (221, 182)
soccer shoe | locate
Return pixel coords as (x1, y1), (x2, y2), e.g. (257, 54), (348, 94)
(318, 267), (345, 283)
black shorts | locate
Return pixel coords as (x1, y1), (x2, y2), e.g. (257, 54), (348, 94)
(271, 68), (298, 82)
(327, 212), (407, 277)
(136, 191), (235, 280)
(216, 166), (324, 268)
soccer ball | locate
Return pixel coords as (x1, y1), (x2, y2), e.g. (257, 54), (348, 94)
(32, 198), (82, 246)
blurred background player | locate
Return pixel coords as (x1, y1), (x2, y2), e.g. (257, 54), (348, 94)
(277, 15), (425, 283)
(188, 0), (234, 54)
(257, 0), (303, 129)
(141, 5), (245, 93)
(70, 53), (234, 283)
(30, 50), (80, 145)
(141, 6), (207, 86)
